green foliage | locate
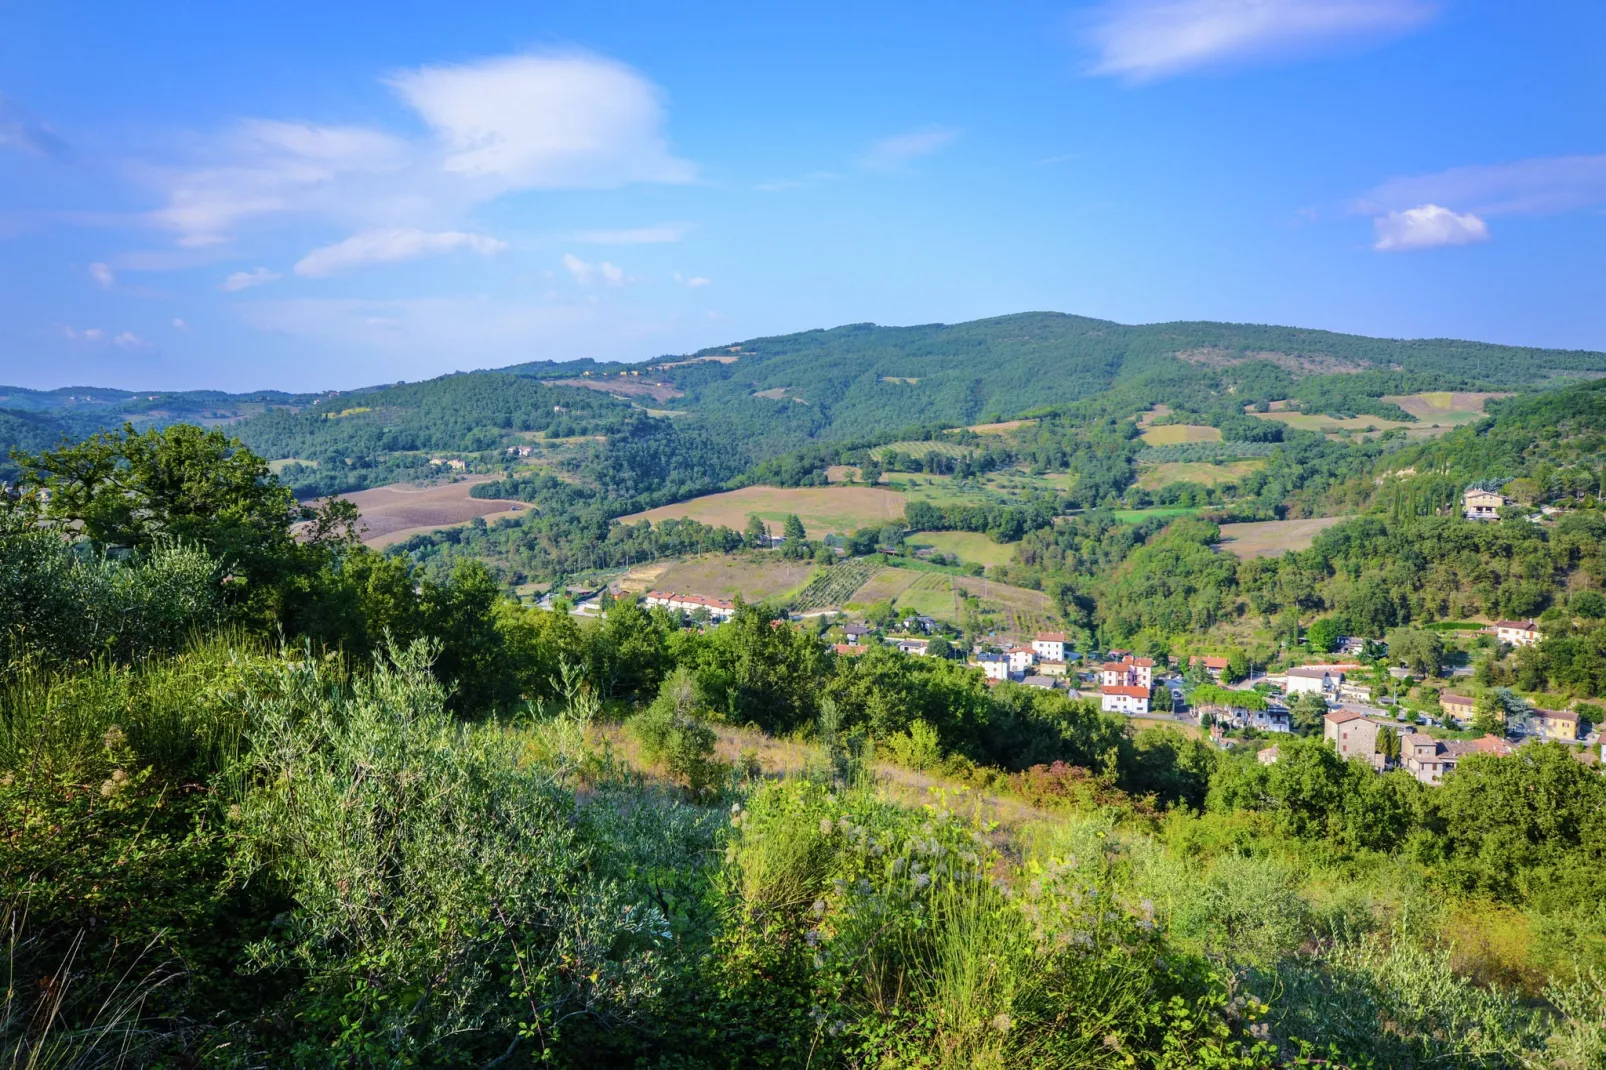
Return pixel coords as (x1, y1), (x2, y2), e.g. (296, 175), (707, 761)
(629, 668), (728, 799)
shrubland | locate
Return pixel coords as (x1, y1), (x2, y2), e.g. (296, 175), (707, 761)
(6, 425), (1606, 1066)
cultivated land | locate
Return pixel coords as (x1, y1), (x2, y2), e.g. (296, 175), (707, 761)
(907, 530), (1020, 567)
(337, 478), (530, 548)
(620, 485), (906, 537)
(954, 574), (1057, 632)
(1216, 516), (1346, 558)
(1251, 392), (1505, 440)
(621, 553), (817, 603)
(1135, 459), (1266, 489)
(1140, 424), (1222, 445)
(1383, 391), (1510, 421)
(842, 567), (921, 609)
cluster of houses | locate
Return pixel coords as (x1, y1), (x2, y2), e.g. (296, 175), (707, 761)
(641, 590), (738, 622)
(970, 633), (1079, 690)
(1097, 655), (1156, 714)
(1320, 709), (1516, 785)
(504, 445), (535, 458)
(428, 457), (467, 470)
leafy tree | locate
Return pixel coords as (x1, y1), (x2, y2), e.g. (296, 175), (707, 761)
(1387, 626), (1445, 677)
(1151, 682), (1174, 712)
(744, 513), (770, 548)
(1306, 616), (1343, 654)
(1376, 724), (1401, 762)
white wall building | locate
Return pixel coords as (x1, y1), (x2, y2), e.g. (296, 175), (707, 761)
(973, 654), (1009, 681)
(1032, 632), (1066, 662)
(1101, 684), (1151, 715)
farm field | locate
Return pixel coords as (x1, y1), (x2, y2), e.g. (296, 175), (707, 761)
(906, 530), (1019, 567)
(336, 478), (530, 548)
(843, 567), (921, 609)
(619, 485), (906, 537)
(1135, 460), (1265, 490)
(965, 419), (1038, 435)
(792, 558), (880, 611)
(886, 571), (962, 621)
(1382, 391), (1509, 422)
(1216, 516), (1345, 558)
(1252, 411), (1415, 435)
(624, 554), (817, 603)
(953, 575), (1057, 632)
(873, 438), (972, 459)
(1140, 424), (1222, 445)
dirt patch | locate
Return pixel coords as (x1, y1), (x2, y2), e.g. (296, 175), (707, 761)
(1177, 348), (1370, 375)
(549, 377), (683, 402)
(1216, 516), (1345, 558)
(621, 486), (907, 538)
(1136, 404), (1171, 428)
(330, 478), (530, 548)
(965, 419), (1038, 435)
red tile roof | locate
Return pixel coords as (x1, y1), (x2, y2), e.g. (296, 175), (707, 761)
(1101, 684), (1149, 698)
(1325, 709), (1365, 724)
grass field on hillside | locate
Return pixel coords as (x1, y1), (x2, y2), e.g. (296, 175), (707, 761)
(907, 530), (1019, 567)
(621, 485), (907, 536)
(337, 478), (530, 548)
(1110, 506), (1207, 524)
(1135, 460), (1265, 489)
(1141, 424), (1222, 445)
(844, 568), (921, 609)
(1216, 516), (1345, 558)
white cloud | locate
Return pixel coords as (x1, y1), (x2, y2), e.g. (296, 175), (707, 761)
(144, 120), (413, 247)
(561, 253), (626, 286)
(863, 126), (960, 170)
(136, 52), (692, 248)
(89, 262), (115, 289)
(172, 318), (190, 330)
(673, 271), (711, 287)
(114, 331), (148, 349)
(387, 53), (695, 190)
(1365, 154), (1606, 219)
(1372, 204), (1489, 251)
(1085, 0), (1438, 82)
(294, 228), (507, 277)
(221, 267), (282, 291)
(570, 222), (692, 244)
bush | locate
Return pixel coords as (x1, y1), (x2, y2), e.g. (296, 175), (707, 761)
(629, 668), (729, 800)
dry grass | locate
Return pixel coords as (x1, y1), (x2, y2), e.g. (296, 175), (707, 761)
(1140, 424), (1222, 445)
(953, 576), (1056, 632)
(628, 554), (818, 602)
(1136, 404), (1171, 428)
(620, 485), (907, 537)
(1216, 516), (1345, 558)
(1383, 391), (1510, 421)
(1135, 460), (1265, 490)
(333, 478), (530, 548)
(964, 419), (1038, 435)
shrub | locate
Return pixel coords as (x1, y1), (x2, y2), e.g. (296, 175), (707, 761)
(629, 668), (729, 800)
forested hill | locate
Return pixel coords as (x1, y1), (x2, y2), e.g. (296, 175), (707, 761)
(610, 312), (1606, 439)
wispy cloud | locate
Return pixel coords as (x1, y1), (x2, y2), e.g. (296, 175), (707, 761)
(134, 52), (693, 249)
(1372, 204), (1488, 251)
(863, 126), (960, 171)
(1359, 154), (1606, 250)
(89, 262), (115, 289)
(1364, 155), (1606, 218)
(221, 267), (282, 291)
(295, 228), (507, 277)
(171, 318), (190, 331)
(569, 222), (693, 244)
(756, 171), (840, 192)
(561, 253), (625, 286)
(60, 325), (148, 349)
(673, 272), (711, 287)
(113, 331), (148, 350)
(1085, 0), (1438, 82)
(0, 93), (69, 158)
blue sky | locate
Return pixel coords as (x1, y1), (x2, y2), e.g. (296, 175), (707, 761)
(1, 0), (1602, 391)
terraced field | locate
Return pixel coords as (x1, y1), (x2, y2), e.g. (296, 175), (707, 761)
(1140, 424), (1222, 445)
(1135, 460), (1265, 490)
(792, 558), (881, 611)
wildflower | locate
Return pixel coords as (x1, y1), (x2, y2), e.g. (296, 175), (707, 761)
(812, 899), (827, 917)
(913, 872), (931, 890)
(819, 817), (834, 835)
(102, 725), (126, 750)
(991, 1013), (1014, 1033)
(1103, 1033), (1122, 1050)
(805, 930), (821, 947)
(226, 804), (243, 821)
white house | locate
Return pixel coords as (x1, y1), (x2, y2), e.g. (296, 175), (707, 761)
(1032, 632), (1067, 662)
(1492, 620), (1541, 647)
(1285, 666), (1341, 696)
(973, 653), (1009, 681)
(886, 637), (930, 656)
(1007, 645), (1037, 673)
(1101, 684), (1151, 715)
